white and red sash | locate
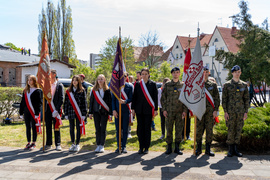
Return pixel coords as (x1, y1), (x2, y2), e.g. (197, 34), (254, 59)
(48, 101), (63, 130)
(205, 88), (219, 123)
(66, 90), (85, 135)
(92, 90), (110, 112)
(121, 88), (133, 125)
(24, 92), (42, 134)
(140, 79), (155, 117)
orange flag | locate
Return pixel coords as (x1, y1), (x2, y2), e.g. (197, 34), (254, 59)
(37, 33), (52, 102)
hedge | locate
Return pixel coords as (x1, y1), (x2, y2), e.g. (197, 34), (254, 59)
(214, 103), (270, 152)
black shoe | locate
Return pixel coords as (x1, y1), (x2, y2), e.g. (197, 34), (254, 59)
(205, 143), (215, 156)
(115, 148), (120, 153)
(152, 127), (157, 131)
(227, 144), (234, 157)
(24, 143), (31, 150)
(174, 142), (183, 155)
(29, 143), (36, 151)
(233, 144), (243, 157)
(195, 142), (202, 156)
(165, 144), (172, 154)
(143, 149), (149, 154)
(138, 149), (144, 154)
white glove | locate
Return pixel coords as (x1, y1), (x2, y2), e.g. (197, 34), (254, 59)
(35, 115), (39, 119)
(52, 110), (59, 118)
(82, 116), (85, 120)
(65, 116), (68, 120)
(19, 115), (23, 119)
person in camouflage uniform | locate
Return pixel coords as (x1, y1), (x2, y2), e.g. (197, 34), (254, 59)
(222, 65), (249, 157)
(161, 67), (187, 155)
(196, 66), (220, 156)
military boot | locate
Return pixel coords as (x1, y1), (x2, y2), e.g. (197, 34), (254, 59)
(234, 144), (243, 157)
(205, 143), (215, 156)
(174, 142), (183, 155)
(227, 144), (234, 157)
(195, 142), (202, 156)
(165, 143), (172, 154)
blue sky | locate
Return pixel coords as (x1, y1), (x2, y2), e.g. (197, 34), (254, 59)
(0, 0), (269, 60)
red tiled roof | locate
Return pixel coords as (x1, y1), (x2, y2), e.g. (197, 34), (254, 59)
(133, 45), (164, 62)
(217, 26), (240, 53)
(177, 34), (211, 51)
(158, 46), (173, 62)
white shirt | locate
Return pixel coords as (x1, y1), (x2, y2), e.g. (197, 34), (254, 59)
(73, 87), (77, 92)
(158, 88), (162, 108)
(99, 88), (104, 98)
(51, 81), (57, 98)
(28, 87), (37, 96)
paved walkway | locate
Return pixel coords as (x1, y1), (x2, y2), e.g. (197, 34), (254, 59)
(0, 146), (269, 180)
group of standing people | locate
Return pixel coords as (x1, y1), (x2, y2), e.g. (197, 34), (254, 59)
(19, 64), (249, 157)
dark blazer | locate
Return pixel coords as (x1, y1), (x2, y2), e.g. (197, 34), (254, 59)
(20, 89), (43, 116)
(64, 89), (87, 120)
(89, 89), (112, 115)
(45, 81), (64, 113)
(112, 82), (133, 113)
(131, 79), (158, 115)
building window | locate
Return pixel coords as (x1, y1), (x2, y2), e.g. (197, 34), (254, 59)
(214, 38), (218, 42)
(176, 54), (179, 59)
(176, 45), (179, 49)
(180, 53), (183, 59)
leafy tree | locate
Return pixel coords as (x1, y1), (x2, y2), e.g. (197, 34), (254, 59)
(4, 42), (21, 51)
(99, 36), (135, 79)
(215, 0), (270, 107)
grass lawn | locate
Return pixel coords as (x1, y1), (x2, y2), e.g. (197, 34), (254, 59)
(0, 108), (227, 153)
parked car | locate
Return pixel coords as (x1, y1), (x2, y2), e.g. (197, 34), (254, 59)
(58, 78), (93, 88)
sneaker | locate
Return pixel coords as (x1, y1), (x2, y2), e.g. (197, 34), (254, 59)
(56, 145), (62, 151)
(24, 143), (31, 150)
(40, 145), (52, 151)
(69, 144), (76, 152)
(99, 145), (104, 153)
(121, 148), (127, 153)
(29, 143), (36, 150)
(128, 134), (132, 138)
(94, 145), (100, 153)
(115, 148), (120, 153)
(159, 134), (165, 140)
(152, 127), (157, 131)
(74, 144), (80, 152)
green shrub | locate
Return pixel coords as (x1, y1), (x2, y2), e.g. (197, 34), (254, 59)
(213, 103), (270, 152)
(0, 87), (24, 119)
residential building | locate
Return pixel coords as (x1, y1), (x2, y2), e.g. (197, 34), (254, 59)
(89, 53), (102, 70)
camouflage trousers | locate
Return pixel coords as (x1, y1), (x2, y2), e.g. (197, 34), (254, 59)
(196, 110), (214, 144)
(166, 112), (184, 144)
(226, 112), (244, 145)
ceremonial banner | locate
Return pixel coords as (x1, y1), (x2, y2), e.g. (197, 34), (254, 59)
(110, 38), (125, 100)
(179, 37), (206, 120)
(37, 33), (52, 102)
(182, 48), (192, 82)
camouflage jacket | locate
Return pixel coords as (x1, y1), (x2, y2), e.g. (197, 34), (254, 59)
(222, 79), (249, 114)
(161, 80), (187, 113)
(205, 79), (220, 112)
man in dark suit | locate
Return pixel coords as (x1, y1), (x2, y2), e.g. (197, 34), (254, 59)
(112, 73), (133, 153)
(132, 68), (158, 154)
(43, 69), (64, 151)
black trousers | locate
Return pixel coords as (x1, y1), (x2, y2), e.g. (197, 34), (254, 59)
(24, 110), (37, 142)
(93, 112), (108, 146)
(45, 109), (61, 146)
(182, 112), (191, 138)
(136, 113), (152, 150)
(159, 108), (165, 135)
(69, 117), (81, 145)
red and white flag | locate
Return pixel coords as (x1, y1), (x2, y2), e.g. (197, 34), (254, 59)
(179, 37), (206, 120)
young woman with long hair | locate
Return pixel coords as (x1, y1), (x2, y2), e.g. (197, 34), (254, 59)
(89, 74), (112, 153)
(19, 75), (42, 150)
(64, 75), (87, 152)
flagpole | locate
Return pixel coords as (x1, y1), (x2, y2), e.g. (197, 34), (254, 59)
(193, 116), (197, 155)
(42, 95), (45, 152)
(119, 26), (122, 154)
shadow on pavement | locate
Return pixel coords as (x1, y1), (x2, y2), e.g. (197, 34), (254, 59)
(210, 156), (242, 175)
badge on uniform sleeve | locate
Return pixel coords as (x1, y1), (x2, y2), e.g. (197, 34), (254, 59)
(237, 86), (240, 91)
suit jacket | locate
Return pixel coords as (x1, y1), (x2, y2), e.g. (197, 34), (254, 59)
(45, 81), (64, 113)
(64, 89), (87, 120)
(131, 79), (158, 115)
(89, 89), (112, 115)
(20, 89), (43, 116)
(112, 82), (133, 113)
